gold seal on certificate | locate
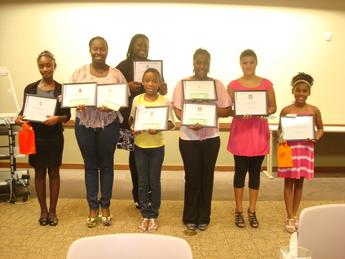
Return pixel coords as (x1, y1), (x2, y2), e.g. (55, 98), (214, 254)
(23, 95), (57, 122)
(234, 90), (268, 116)
(134, 106), (168, 131)
(62, 82), (97, 108)
(182, 103), (217, 128)
(96, 83), (128, 111)
(280, 115), (315, 140)
(182, 80), (217, 101)
(133, 60), (163, 82)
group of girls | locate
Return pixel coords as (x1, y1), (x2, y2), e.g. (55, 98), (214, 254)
(16, 34), (323, 234)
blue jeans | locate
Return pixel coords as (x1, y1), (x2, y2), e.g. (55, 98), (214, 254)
(134, 145), (164, 219)
(75, 118), (119, 210)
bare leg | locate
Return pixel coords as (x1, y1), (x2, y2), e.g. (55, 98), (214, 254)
(284, 178), (294, 219)
(248, 188), (259, 212)
(234, 187), (244, 212)
(47, 167), (60, 218)
(35, 167), (48, 218)
(292, 178), (304, 217)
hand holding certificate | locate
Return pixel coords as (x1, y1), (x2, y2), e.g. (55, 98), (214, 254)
(62, 82), (97, 108)
(23, 95), (57, 122)
(182, 103), (217, 128)
(234, 90), (268, 116)
(183, 80), (217, 101)
(134, 106), (168, 131)
(133, 60), (163, 82)
(96, 84), (128, 111)
(280, 115), (315, 141)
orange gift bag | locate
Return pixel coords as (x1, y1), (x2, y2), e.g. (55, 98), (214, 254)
(277, 142), (293, 168)
(18, 123), (36, 155)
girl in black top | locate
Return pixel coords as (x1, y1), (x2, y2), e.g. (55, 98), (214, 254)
(16, 50), (71, 226)
(116, 34), (167, 208)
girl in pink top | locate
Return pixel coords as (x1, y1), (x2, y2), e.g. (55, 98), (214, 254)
(71, 36), (127, 228)
(277, 72), (323, 233)
(172, 49), (231, 232)
(227, 49), (276, 228)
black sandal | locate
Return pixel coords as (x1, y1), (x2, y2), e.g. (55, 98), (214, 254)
(235, 211), (245, 228)
(48, 217), (59, 226)
(38, 217), (48, 226)
(248, 209), (259, 228)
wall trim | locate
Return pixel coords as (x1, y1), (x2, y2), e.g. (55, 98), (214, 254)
(1, 162), (344, 176)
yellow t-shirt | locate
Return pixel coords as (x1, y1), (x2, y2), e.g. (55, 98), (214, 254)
(130, 94), (175, 148)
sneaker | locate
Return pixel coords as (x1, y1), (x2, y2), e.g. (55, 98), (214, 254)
(138, 218), (149, 232)
(147, 218), (158, 232)
(197, 223), (208, 231)
(185, 223), (197, 231)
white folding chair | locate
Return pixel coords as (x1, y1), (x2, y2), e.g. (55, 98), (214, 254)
(290, 203), (345, 259)
(66, 233), (193, 259)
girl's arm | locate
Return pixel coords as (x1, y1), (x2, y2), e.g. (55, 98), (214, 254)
(128, 116), (138, 134)
(277, 108), (288, 143)
(173, 106), (182, 121)
(167, 121), (174, 130)
(43, 115), (68, 126)
(159, 82), (167, 95)
(267, 86), (277, 115)
(217, 106), (231, 118)
(227, 87), (235, 117)
(314, 106), (324, 142)
(15, 115), (28, 126)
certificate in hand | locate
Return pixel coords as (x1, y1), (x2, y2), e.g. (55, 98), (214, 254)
(23, 95), (57, 122)
(182, 80), (217, 101)
(182, 103), (217, 128)
(62, 82), (97, 108)
(280, 115), (315, 141)
(134, 106), (168, 131)
(97, 84), (128, 111)
(133, 60), (163, 82)
(234, 90), (268, 116)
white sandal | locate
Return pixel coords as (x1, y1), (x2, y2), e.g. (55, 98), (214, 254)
(285, 218), (296, 233)
(138, 218), (149, 232)
(294, 216), (299, 230)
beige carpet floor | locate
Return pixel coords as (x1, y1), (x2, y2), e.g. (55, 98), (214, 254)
(0, 199), (344, 259)
(0, 170), (344, 259)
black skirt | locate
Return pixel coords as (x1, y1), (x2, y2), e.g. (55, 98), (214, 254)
(28, 125), (64, 168)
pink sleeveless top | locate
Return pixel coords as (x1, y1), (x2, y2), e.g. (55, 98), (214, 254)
(227, 79), (272, 156)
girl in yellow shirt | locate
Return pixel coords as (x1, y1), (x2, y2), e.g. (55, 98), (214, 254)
(129, 68), (174, 232)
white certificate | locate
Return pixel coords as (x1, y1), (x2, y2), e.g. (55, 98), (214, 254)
(23, 95), (57, 122)
(183, 80), (217, 101)
(62, 82), (97, 108)
(133, 60), (163, 82)
(281, 115), (315, 140)
(134, 106), (168, 131)
(96, 84), (128, 111)
(182, 103), (217, 128)
(234, 90), (268, 116)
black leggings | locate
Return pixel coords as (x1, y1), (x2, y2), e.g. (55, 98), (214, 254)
(233, 155), (265, 190)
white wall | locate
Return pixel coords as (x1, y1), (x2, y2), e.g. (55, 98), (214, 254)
(1, 2), (345, 166)
(1, 2), (345, 123)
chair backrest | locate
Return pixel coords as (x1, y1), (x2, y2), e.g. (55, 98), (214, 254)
(298, 203), (345, 259)
(66, 233), (193, 259)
